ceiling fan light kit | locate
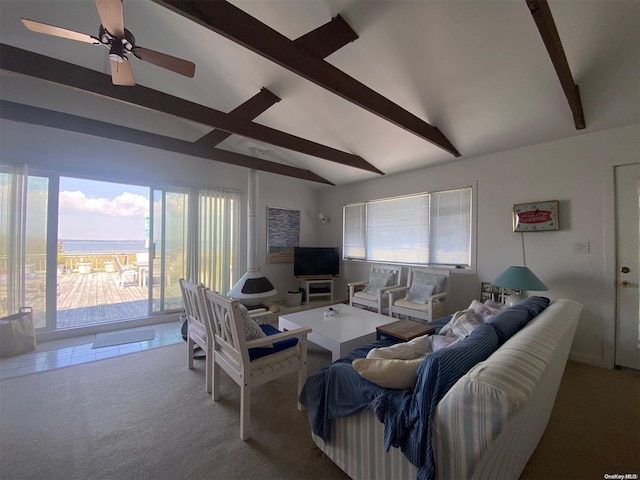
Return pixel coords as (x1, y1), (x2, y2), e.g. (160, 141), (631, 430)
(20, 0), (195, 86)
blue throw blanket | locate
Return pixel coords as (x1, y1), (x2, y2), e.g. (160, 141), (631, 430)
(299, 340), (397, 442)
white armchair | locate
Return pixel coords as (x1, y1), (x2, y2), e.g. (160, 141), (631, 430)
(348, 264), (403, 314)
(388, 267), (450, 323)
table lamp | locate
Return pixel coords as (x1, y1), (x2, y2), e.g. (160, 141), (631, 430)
(492, 266), (548, 307)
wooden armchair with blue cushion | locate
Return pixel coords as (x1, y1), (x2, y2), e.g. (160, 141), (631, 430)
(200, 289), (311, 440)
(348, 264), (403, 314)
(388, 267), (450, 323)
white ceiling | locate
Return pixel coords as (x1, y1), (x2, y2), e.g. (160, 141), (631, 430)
(1, 0), (638, 187)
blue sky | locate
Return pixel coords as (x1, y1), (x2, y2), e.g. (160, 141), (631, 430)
(58, 177), (149, 241)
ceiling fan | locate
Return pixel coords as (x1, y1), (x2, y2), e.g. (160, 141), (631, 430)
(21, 0), (195, 86)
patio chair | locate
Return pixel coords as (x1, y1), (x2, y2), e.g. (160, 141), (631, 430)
(179, 279), (212, 393)
(348, 263), (403, 314)
(387, 267), (450, 323)
(200, 288), (311, 440)
(112, 255), (138, 288)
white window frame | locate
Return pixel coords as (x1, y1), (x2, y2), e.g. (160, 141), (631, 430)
(343, 186), (473, 268)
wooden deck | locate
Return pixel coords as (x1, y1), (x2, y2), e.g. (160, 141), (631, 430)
(26, 271), (182, 329)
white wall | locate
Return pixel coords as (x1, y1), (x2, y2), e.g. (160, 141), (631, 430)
(317, 124), (640, 368)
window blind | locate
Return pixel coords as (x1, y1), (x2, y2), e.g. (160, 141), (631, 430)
(343, 187), (472, 267)
(197, 188), (241, 295)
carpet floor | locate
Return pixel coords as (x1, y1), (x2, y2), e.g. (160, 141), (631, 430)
(1, 341), (638, 480)
(0, 342), (348, 480)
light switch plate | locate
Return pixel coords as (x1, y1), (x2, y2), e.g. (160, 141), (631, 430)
(573, 241), (590, 254)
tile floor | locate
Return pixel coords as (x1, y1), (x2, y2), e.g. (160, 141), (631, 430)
(0, 320), (184, 380)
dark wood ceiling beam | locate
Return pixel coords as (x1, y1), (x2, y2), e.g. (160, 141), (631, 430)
(196, 88), (281, 146)
(0, 44), (382, 175)
(295, 14), (358, 59)
(0, 100), (334, 185)
(197, 15), (358, 147)
(526, 0), (586, 130)
(152, 1), (461, 157)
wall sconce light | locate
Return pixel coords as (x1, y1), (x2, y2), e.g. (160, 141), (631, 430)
(318, 213), (330, 224)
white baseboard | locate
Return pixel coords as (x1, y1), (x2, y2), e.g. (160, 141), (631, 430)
(568, 351), (606, 368)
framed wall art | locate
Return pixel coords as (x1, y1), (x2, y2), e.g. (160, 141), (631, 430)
(512, 200), (559, 232)
(266, 207), (300, 264)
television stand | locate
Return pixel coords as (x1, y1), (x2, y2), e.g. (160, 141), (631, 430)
(301, 278), (334, 304)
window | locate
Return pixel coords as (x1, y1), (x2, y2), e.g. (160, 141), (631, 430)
(343, 187), (472, 267)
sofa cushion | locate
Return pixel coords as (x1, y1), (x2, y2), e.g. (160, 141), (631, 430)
(366, 333), (433, 360)
(352, 356), (427, 390)
(248, 324), (298, 361)
(486, 296), (550, 343)
(393, 298), (431, 312)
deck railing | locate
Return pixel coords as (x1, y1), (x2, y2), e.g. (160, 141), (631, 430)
(6, 253), (140, 274)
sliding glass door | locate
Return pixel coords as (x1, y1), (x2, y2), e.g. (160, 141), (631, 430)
(1, 167), (187, 334)
(56, 177), (154, 328)
(150, 189), (187, 314)
(0, 167), (49, 329)
(2, 165), (238, 338)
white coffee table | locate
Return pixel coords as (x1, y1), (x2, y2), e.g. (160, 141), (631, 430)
(278, 304), (392, 362)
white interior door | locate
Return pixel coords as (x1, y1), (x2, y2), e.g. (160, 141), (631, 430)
(615, 163), (640, 370)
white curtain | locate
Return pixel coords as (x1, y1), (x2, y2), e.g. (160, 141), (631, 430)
(0, 164), (28, 316)
(195, 188), (241, 295)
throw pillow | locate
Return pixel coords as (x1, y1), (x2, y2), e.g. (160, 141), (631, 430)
(352, 356), (427, 390)
(469, 299), (501, 320)
(406, 282), (435, 304)
(411, 271), (447, 294)
(366, 333), (433, 360)
(485, 296), (550, 343)
(439, 309), (483, 339)
(239, 304), (267, 341)
(364, 270), (395, 295)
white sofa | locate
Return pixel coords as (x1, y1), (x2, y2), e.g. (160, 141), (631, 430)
(311, 298), (582, 480)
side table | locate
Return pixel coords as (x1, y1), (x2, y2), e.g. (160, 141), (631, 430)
(376, 319), (435, 342)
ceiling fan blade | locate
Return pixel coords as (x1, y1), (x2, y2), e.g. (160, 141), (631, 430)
(133, 47), (196, 78)
(110, 58), (135, 86)
(21, 18), (98, 44)
(95, 0), (124, 37)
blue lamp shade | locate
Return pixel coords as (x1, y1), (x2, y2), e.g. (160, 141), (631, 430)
(492, 266), (548, 307)
(493, 266), (548, 293)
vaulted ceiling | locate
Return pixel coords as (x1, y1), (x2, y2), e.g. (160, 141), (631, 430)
(1, 0), (638, 187)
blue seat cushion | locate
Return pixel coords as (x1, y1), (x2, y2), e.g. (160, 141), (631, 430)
(248, 324), (299, 361)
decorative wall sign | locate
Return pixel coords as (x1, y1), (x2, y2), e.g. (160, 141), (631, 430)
(512, 200), (559, 232)
(267, 207), (300, 263)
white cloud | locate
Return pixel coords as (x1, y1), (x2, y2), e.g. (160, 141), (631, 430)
(59, 190), (148, 217)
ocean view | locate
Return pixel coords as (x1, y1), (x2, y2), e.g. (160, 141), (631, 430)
(59, 239), (147, 254)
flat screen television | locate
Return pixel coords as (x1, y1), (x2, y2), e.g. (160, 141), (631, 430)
(293, 247), (340, 277)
